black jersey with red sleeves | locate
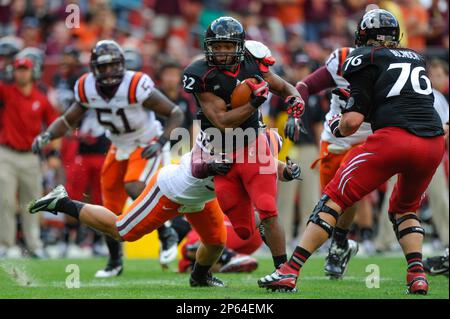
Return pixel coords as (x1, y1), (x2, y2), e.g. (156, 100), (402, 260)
(343, 46), (443, 137)
(183, 50), (265, 132)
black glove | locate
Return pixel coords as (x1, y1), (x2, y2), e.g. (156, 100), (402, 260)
(207, 159), (232, 176)
(284, 116), (302, 142)
(327, 114), (344, 138)
(245, 74), (269, 109)
(32, 131), (53, 154)
(141, 136), (168, 159)
(283, 156), (302, 181)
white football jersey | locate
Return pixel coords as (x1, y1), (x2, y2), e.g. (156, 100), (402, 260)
(74, 70), (163, 159)
(156, 151), (216, 213)
(322, 47), (372, 149)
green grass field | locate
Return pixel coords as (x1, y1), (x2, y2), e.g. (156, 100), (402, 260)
(0, 256), (448, 299)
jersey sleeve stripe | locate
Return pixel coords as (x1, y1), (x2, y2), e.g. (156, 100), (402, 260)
(128, 71), (143, 104)
(78, 74), (89, 104)
(337, 48), (349, 77)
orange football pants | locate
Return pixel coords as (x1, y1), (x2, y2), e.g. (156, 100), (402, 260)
(315, 141), (360, 191)
(101, 145), (161, 215)
(116, 170), (227, 246)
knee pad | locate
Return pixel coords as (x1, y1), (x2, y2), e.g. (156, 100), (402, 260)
(389, 213), (425, 240)
(307, 195), (340, 237)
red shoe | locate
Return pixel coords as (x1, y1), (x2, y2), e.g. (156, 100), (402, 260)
(257, 262), (298, 292)
(219, 254), (258, 273)
(407, 272), (429, 295)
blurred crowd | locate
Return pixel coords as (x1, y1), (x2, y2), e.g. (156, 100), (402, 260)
(0, 0), (448, 259)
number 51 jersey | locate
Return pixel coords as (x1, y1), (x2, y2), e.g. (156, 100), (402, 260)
(74, 70), (163, 159)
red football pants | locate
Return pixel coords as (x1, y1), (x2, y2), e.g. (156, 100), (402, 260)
(214, 134), (278, 240)
(324, 127), (445, 214)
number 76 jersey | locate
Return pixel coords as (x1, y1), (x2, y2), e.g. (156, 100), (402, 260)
(342, 46), (442, 137)
(74, 71), (163, 158)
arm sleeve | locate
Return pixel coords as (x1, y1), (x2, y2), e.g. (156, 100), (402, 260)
(296, 66), (336, 102)
(342, 66), (377, 117)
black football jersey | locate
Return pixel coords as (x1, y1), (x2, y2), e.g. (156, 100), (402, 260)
(343, 46), (443, 137)
(182, 51), (263, 133)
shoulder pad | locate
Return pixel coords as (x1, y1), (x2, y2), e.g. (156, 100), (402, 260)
(184, 58), (209, 78)
(342, 46), (373, 79)
(183, 59), (210, 94)
(245, 40), (272, 60)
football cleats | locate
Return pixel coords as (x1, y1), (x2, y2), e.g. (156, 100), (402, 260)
(90, 40), (125, 87)
(355, 9), (400, 47)
(204, 16), (245, 70)
(324, 239), (359, 279)
(423, 248), (449, 276)
(258, 262), (298, 292)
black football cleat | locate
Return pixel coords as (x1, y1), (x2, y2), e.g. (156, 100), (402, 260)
(189, 272), (225, 287)
(28, 185), (68, 215)
(324, 239), (359, 279)
(423, 248), (449, 277)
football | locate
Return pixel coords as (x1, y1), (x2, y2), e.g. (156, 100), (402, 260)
(230, 77), (259, 109)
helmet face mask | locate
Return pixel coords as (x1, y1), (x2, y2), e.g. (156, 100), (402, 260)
(355, 9), (400, 47)
(90, 40), (125, 87)
(204, 17), (245, 70)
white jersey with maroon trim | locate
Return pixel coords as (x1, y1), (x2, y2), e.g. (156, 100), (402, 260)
(74, 70), (163, 159)
(322, 47), (372, 149)
(156, 151), (216, 213)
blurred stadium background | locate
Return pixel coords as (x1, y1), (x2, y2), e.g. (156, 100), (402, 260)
(0, 0), (448, 296)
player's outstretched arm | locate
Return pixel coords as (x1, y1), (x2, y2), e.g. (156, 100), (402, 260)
(31, 102), (87, 154)
(195, 91), (257, 131)
(263, 70), (299, 99)
(295, 66), (336, 102)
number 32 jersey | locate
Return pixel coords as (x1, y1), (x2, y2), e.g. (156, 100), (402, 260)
(343, 46), (443, 137)
(74, 71), (163, 158)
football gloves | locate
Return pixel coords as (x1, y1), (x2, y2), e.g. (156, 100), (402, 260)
(328, 113), (344, 138)
(141, 136), (168, 159)
(31, 131), (53, 154)
(245, 75), (269, 108)
(283, 156), (302, 181)
(284, 116), (306, 143)
(207, 158), (232, 176)
(285, 95), (305, 119)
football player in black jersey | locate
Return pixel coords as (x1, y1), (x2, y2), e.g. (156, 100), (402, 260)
(259, 9), (445, 295)
(183, 16), (304, 274)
